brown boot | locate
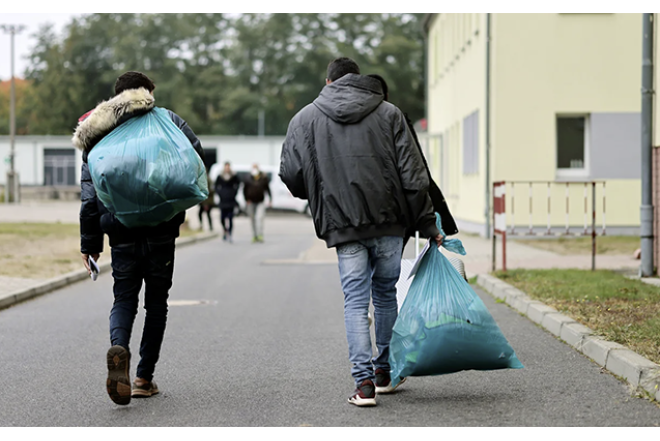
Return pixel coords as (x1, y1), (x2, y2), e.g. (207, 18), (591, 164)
(132, 378), (159, 398)
(106, 345), (131, 405)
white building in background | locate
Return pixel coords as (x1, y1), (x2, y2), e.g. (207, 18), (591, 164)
(0, 135), (285, 199)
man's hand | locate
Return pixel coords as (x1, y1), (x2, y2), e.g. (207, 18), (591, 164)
(82, 253), (100, 275)
(433, 234), (444, 249)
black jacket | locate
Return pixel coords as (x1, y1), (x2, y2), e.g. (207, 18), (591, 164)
(279, 74), (439, 248)
(243, 173), (272, 204)
(72, 88), (204, 254)
(214, 173), (240, 209)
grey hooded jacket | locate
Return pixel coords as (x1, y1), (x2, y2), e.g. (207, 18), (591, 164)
(279, 73), (439, 248)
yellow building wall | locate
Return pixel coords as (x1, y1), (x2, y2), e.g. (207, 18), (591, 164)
(427, 13), (487, 230)
(427, 13), (642, 233)
(492, 13), (641, 182)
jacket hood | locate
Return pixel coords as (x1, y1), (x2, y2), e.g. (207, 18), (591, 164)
(72, 87), (155, 152)
(313, 74), (384, 124)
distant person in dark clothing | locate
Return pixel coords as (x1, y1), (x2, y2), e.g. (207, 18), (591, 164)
(197, 171), (215, 231)
(243, 163), (271, 243)
(214, 162), (240, 242)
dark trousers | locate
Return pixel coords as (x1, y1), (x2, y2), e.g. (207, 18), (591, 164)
(198, 205), (213, 230)
(109, 234), (176, 382)
(220, 208), (234, 234)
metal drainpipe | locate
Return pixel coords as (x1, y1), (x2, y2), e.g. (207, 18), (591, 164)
(484, 13), (492, 238)
(423, 20), (429, 147)
(641, 13), (655, 276)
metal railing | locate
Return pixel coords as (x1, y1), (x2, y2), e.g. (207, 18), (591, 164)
(492, 180), (606, 272)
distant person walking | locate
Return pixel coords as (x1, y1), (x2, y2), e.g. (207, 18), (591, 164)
(280, 57), (442, 407)
(197, 170), (215, 231)
(243, 163), (271, 243)
(214, 161), (240, 242)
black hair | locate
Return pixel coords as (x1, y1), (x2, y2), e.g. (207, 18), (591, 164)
(114, 71), (155, 96)
(327, 57), (360, 82)
(367, 74), (388, 101)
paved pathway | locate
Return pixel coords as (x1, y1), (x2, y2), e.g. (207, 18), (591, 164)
(0, 215), (658, 426)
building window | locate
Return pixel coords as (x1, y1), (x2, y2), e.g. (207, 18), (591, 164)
(556, 116), (589, 178)
(463, 110), (479, 175)
(44, 148), (76, 186)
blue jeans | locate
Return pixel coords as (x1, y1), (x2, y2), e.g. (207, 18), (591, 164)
(109, 234), (176, 382)
(336, 236), (403, 385)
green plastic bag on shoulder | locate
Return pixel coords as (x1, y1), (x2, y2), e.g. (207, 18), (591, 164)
(88, 107), (208, 228)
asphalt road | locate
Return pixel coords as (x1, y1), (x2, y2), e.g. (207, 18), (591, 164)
(0, 215), (659, 427)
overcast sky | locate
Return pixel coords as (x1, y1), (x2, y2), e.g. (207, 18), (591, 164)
(0, 13), (82, 80)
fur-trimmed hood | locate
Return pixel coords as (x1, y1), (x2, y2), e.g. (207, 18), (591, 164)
(72, 88), (155, 152)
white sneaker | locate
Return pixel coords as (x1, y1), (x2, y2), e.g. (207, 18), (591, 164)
(375, 368), (406, 394)
(348, 380), (377, 407)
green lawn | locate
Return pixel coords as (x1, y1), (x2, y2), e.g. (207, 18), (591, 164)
(513, 236), (639, 256)
(495, 269), (660, 365)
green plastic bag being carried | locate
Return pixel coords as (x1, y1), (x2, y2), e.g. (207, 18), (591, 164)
(389, 213), (523, 386)
(88, 107), (208, 228)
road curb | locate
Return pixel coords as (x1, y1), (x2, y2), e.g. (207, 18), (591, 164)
(477, 273), (660, 402)
(0, 232), (218, 311)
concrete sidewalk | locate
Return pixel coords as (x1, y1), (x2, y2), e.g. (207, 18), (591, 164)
(456, 233), (639, 278)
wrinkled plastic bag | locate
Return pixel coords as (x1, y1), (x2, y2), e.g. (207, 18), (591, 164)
(88, 107), (208, 228)
(389, 213), (523, 386)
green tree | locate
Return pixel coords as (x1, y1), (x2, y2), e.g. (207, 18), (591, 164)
(19, 13), (425, 136)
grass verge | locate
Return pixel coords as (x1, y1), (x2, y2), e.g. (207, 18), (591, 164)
(0, 222), (205, 280)
(0, 222), (88, 279)
(512, 236), (639, 256)
(495, 269), (660, 365)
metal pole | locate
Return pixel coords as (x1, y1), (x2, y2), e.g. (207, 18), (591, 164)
(565, 182), (570, 235)
(592, 182), (596, 271)
(602, 182), (607, 236)
(641, 13), (655, 276)
(258, 109), (265, 137)
(492, 181), (496, 271)
(10, 29), (15, 179)
(583, 183), (588, 235)
(1, 24), (25, 203)
(484, 13), (492, 239)
(510, 183), (515, 234)
(503, 231), (507, 272)
(528, 182), (533, 235)
(502, 186), (507, 272)
(546, 182), (552, 235)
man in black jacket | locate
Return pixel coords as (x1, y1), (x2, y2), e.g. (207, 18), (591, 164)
(279, 57), (443, 407)
(73, 71), (204, 406)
